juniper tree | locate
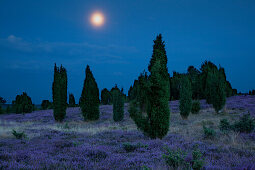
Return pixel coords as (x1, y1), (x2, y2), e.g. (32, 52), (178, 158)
(69, 93), (76, 107)
(80, 65), (100, 121)
(112, 85), (124, 122)
(101, 88), (111, 105)
(179, 76), (192, 119)
(41, 100), (51, 110)
(13, 92), (33, 114)
(212, 70), (226, 113)
(52, 64), (67, 121)
(130, 34), (170, 139)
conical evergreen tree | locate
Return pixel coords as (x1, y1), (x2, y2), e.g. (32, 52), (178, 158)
(52, 64), (67, 121)
(80, 65), (100, 120)
(179, 76), (192, 119)
(130, 34), (170, 139)
(112, 85), (124, 122)
(69, 93), (76, 107)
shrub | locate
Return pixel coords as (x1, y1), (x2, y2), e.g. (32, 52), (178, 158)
(233, 113), (255, 133)
(12, 130), (27, 139)
(41, 100), (51, 110)
(52, 64), (67, 121)
(191, 100), (201, 114)
(80, 65), (100, 121)
(0, 105), (3, 114)
(179, 76), (192, 119)
(112, 86), (124, 122)
(123, 143), (137, 152)
(203, 125), (216, 138)
(192, 147), (205, 170)
(13, 92), (33, 114)
(163, 148), (189, 169)
(219, 119), (232, 132)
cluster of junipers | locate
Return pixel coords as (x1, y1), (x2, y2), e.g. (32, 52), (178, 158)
(0, 97), (6, 114)
(179, 76), (192, 119)
(41, 100), (52, 110)
(169, 61), (236, 101)
(69, 93), (76, 107)
(130, 34), (170, 139)
(112, 85), (124, 122)
(101, 88), (111, 105)
(52, 64), (67, 121)
(249, 90), (255, 95)
(12, 92), (33, 114)
(80, 65), (100, 121)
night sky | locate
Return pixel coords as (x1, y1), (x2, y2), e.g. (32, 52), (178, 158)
(0, 0), (255, 104)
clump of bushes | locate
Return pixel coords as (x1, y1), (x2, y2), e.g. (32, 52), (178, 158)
(41, 100), (53, 110)
(191, 100), (201, 114)
(203, 125), (216, 138)
(122, 142), (148, 152)
(219, 114), (255, 133)
(12, 130), (27, 139)
(112, 85), (124, 122)
(13, 92), (33, 114)
(52, 64), (67, 121)
(163, 147), (205, 169)
(179, 76), (192, 119)
(80, 65), (100, 121)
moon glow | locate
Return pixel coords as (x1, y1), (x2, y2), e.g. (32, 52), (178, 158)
(90, 12), (104, 27)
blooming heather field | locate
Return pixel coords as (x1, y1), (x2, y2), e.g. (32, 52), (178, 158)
(0, 96), (255, 169)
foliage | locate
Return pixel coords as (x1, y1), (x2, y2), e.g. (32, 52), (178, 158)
(179, 76), (192, 119)
(191, 100), (201, 114)
(69, 93), (76, 107)
(130, 34), (170, 139)
(191, 147), (205, 170)
(0, 97), (6, 104)
(41, 100), (52, 110)
(80, 65), (100, 121)
(219, 119), (232, 132)
(187, 66), (201, 99)
(52, 64), (67, 121)
(112, 85), (124, 122)
(233, 113), (255, 133)
(12, 130), (27, 139)
(203, 125), (216, 138)
(169, 71), (183, 100)
(13, 92), (33, 114)
(101, 88), (111, 105)
(163, 148), (189, 169)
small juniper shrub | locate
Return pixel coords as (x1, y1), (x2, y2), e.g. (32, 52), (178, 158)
(179, 76), (192, 119)
(233, 113), (255, 133)
(122, 142), (148, 152)
(219, 119), (232, 132)
(191, 100), (201, 114)
(12, 130), (27, 139)
(203, 125), (216, 138)
(192, 146), (205, 170)
(163, 146), (205, 169)
(163, 148), (189, 169)
(112, 86), (124, 122)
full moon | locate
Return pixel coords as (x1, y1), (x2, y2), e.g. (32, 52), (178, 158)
(90, 12), (104, 27)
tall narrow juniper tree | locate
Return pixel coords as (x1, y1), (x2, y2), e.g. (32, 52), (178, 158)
(112, 85), (124, 122)
(179, 76), (192, 119)
(69, 93), (76, 107)
(130, 34), (170, 139)
(52, 64), (67, 121)
(80, 65), (100, 121)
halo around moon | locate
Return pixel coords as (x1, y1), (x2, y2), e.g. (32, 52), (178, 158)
(90, 12), (104, 27)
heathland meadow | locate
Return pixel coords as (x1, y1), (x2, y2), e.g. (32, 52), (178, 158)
(0, 95), (255, 169)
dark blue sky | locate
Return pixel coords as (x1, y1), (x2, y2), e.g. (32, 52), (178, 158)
(0, 0), (255, 104)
